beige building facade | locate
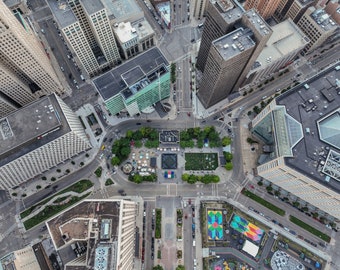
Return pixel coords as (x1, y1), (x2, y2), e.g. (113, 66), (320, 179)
(0, 1), (65, 117)
(0, 246), (41, 270)
(0, 94), (91, 189)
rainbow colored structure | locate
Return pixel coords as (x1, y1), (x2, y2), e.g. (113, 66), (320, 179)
(207, 210), (223, 240)
(230, 215), (264, 243)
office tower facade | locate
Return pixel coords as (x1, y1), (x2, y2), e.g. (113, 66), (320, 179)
(245, 19), (309, 85)
(0, 1), (65, 118)
(193, 0), (209, 19)
(252, 64), (340, 219)
(196, 0), (241, 72)
(48, 0), (121, 77)
(297, 7), (338, 53)
(197, 9), (272, 108)
(245, 0), (281, 19)
(0, 94), (91, 190)
(47, 199), (137, 270)
(275, 0), (316, 23)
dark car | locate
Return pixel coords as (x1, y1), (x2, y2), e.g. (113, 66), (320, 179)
(109, 138), (113, 143)
(136, 122), (141, 125)
(103, 137), (107, 142)
(151, 253), (154, 260)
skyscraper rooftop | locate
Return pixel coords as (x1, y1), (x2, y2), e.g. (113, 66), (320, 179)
(47, 0), (77, 28)
(213, 28), (256, 60)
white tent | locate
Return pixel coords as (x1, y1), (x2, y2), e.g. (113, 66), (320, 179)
(242, 240), (259, 257)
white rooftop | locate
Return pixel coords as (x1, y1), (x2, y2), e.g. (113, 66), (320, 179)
(242, 240), (259, 257)
(255, 19), (309, 69)
(114, 22), (137, 43)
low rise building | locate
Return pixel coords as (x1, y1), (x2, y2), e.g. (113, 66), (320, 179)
(93, 47), (170, 116)
(246, 19), (309, 85)
(0, 94), (91, 190)
(113, 19), (155, 60)
(0, 246), (42, 270)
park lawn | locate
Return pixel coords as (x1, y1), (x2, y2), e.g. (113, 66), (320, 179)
(20, 179), (93, 219)
(23, 193), (91, 230)
(242, 189), (285, 216)
(289, 215), (331, 243)
(185, 153), (218, 170)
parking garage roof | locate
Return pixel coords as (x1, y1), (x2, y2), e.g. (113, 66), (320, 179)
(93, 47), (168, 101)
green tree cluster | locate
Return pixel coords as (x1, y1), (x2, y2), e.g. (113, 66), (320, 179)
(129, 173), (157, 183)
(182, 173), (220, 184)
(170, 63), (176, 83)
(180, 126), (221, 148)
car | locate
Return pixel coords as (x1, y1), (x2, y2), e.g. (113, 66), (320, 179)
(103, 137), (107, 142)
(106, 163), (110, 169)
(262, 96), (267, 100)
(191, 39), (195, 43)
(112, 169), (116, 174)
(151, 253), (154, 260)
(194, 259), (197, 266)
(248, 206), (254, 211)
(136, 123), (141, 125)
(297, 235), (304, 240)
(109, 138), (113, 143)
(60, 66), (64, 72)
(276, 88), (281, 92)
(75, 85), (79, 89)
(284, 227), (290, 231)
(143, 211), (146, 217)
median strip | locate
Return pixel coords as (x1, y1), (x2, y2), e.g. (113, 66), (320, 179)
(241, 189), (285, 216)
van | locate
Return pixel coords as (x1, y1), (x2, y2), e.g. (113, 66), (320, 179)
(193, 240), (196, 247)
(80, 74), (85, 81)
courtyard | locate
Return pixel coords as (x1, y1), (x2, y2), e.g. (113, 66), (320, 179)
(185, 153), (219, 171)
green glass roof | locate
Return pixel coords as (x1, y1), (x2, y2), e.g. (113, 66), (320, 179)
(318, 111), (340, 150)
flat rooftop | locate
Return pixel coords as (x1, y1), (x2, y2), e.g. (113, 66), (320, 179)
(254, 19), (309, 70)
(276, 63), (340, 192)
(0, 94), (70, 167)
(47, 0), (77, 29)
(131, 18), (154, 39)
(156, 2), (171, 25)
(93, 47), (169, 101)
(47, 200), (120, 249)
(81, 0), (104, 15)
(114, 22), (138, 43)
(213, 27), (256, 60)
(102, 0), (142, 21)
(310, 7), (338, 32)
(243, 9), (272, 37)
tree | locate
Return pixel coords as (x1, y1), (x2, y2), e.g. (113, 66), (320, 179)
(153, 266), (164, 270)
(222, 137), (231, 146)
(125, 130), (133, 139)
(182, 173), (190, 182)
(266, 185), (273, 193)
(176, 266), (185, 270)
(111, 156), (120, 166)
(225, 162), (233, 171)
(223, 151), (233, 162)
(120, 146), (131, 158)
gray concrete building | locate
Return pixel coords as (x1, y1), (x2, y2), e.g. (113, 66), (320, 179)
(0, 94), (91, 190)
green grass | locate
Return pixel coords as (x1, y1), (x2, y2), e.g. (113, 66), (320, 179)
(23, 193), (90, 230)
(185, 153), (218, 170)
(94, 167), (102, 177)
(20, 179), (93, 219)
(155, 209), (162, 239)
(241, 189), (285, 216)
(289, 215), (331, 243)
(105, 178), (114, 186)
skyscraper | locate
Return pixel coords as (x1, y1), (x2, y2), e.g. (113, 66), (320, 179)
(274, 0), (316, 23)
(245, 0), (281, 19)
(193, 0), (209, 20)
(48, 0), (121, 77)
(197, 7), (272, 108)
(0, 1), (65, 118)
